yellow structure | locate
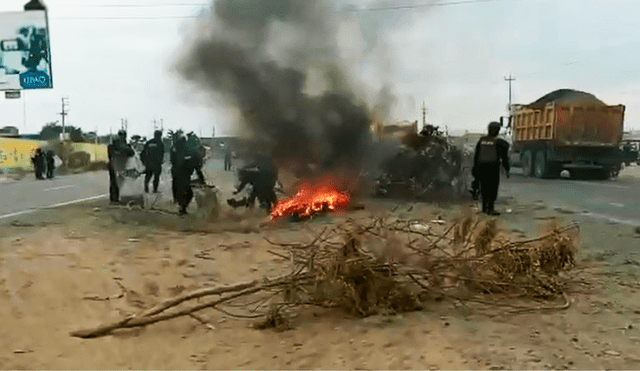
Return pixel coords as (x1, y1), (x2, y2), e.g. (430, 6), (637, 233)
(0, 138), (44, 169)
(0, 138), (108, 170)
(70, 142), (109, 163)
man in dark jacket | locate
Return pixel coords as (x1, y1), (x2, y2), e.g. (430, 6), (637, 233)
(31, 148), (45, 180)
(107, 130), (135, 204)
(45, 150), (55, 179)
(472, 121), (510, 215)
(141, 130), (165, 193)
(172, 136), (206, 215)
(224, 146), (232, 171)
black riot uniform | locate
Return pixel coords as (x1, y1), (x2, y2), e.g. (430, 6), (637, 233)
(170, 136), (186, 203)
(172, 139), (206, 215)
(230, 157), (278, 212)
(141, 130), (165, 193)
(472, 122), (510, 215)
(45, 150), (55, 179)
(107, 130), (135, 204)
(31, 148), (45, 180)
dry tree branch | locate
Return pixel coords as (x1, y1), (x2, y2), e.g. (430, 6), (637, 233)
(70, 286), (266, 338)
(138, 280), (260, 318)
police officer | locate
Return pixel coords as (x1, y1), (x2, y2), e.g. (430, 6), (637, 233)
(172, 137), (206, 215)
(107, 130), (135, 204)
(141, 130), (165, 193)
(232, 156), (278, 212)
(472, 121), (510, 215)
(170, 135), (186, 203)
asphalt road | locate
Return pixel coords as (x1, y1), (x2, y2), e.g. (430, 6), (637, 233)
(500, 166), (640, 226)
(2, 159), (639, 227)
(0, 158), (239, 220)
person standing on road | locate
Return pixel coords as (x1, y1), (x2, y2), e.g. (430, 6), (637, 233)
(107, 130), (135, 204)
(472, 121), (510, 216)
(224, 146), (232, 171)
(173, 137), (206, 215)
(45, 150), (55, 179)
(170, 134), (186, 204)
(141, 130), (165, 193)
(31, 148), (45, 180)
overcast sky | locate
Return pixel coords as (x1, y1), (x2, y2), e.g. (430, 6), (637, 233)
(1, 0), (639, 138)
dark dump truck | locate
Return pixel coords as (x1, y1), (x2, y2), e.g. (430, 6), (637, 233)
(509, 89), (627, 179)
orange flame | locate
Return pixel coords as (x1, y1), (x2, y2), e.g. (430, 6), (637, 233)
(271, 178), (350, 219)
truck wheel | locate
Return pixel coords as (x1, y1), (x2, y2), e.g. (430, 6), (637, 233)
(522, 150), (533, 177)
(534, 151), (552, 179)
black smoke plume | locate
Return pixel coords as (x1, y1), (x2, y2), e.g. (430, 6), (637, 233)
(177, 0), (375, 173)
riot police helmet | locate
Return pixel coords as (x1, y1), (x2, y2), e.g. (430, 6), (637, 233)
(154, 130), (162, 140)
(487, 121), (501, 136)
(117, 129), (127, 139)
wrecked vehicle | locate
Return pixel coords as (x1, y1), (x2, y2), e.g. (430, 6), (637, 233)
(375, 125), (470, 199)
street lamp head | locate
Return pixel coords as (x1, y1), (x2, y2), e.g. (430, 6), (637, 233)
(24, 0), (46, 11)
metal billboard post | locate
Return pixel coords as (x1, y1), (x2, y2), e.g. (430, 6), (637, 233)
(1, 2), (53, 96)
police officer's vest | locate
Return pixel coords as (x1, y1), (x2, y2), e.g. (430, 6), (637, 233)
(478, 136), (498, 163)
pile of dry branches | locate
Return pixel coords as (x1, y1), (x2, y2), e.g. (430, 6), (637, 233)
(70, 212), (579, 338)
(265, 211), (579, 317)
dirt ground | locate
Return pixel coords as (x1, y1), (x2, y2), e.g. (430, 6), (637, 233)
(2, 174), (640, 369)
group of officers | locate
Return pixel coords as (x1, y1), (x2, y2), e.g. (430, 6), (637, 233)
(107, 129), (205, 215)
(31, 148), (55, 180)
(107, 129), (279, 216)
(105, 120), (510, 217)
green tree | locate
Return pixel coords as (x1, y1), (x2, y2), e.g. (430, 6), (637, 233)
(39, 122), (85, 142)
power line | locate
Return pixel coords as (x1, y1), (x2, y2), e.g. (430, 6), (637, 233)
(58, 3), (208, 7)
(343, 0), (520, 12)
(52, 15), (201, 19)
(46, 0), (520, 19)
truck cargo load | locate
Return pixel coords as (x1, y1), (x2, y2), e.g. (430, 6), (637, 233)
(510, 89), (626, 179)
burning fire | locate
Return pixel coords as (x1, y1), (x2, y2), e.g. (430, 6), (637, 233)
(271, 178), (351, 219)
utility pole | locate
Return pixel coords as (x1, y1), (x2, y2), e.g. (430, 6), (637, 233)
(422, 101), (428, 131)
(504, 74), (516, 113)
(153, 119), (157, 131)
(59, 97), (69, 138)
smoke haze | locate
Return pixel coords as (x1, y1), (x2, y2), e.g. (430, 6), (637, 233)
(176, 0), (430, 174)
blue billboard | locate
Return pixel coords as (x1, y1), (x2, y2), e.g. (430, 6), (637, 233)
(0, 10), (52, 90)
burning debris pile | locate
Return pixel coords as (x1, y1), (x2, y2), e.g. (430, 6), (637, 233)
(375, 125), (467, 200)
(70, 213), (579, 338)
(270, 176), (350, 220)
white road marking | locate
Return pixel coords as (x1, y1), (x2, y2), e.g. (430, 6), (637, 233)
(44, 194), (108, 209)
(581, 212), (640, 227)
(0, 209), (37, 220)
(0, 194), (108, 220)
(567, 181), (630, 190)
(44, 185), (75, 191)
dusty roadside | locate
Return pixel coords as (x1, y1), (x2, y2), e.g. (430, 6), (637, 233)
(0, 193), (639, 370)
